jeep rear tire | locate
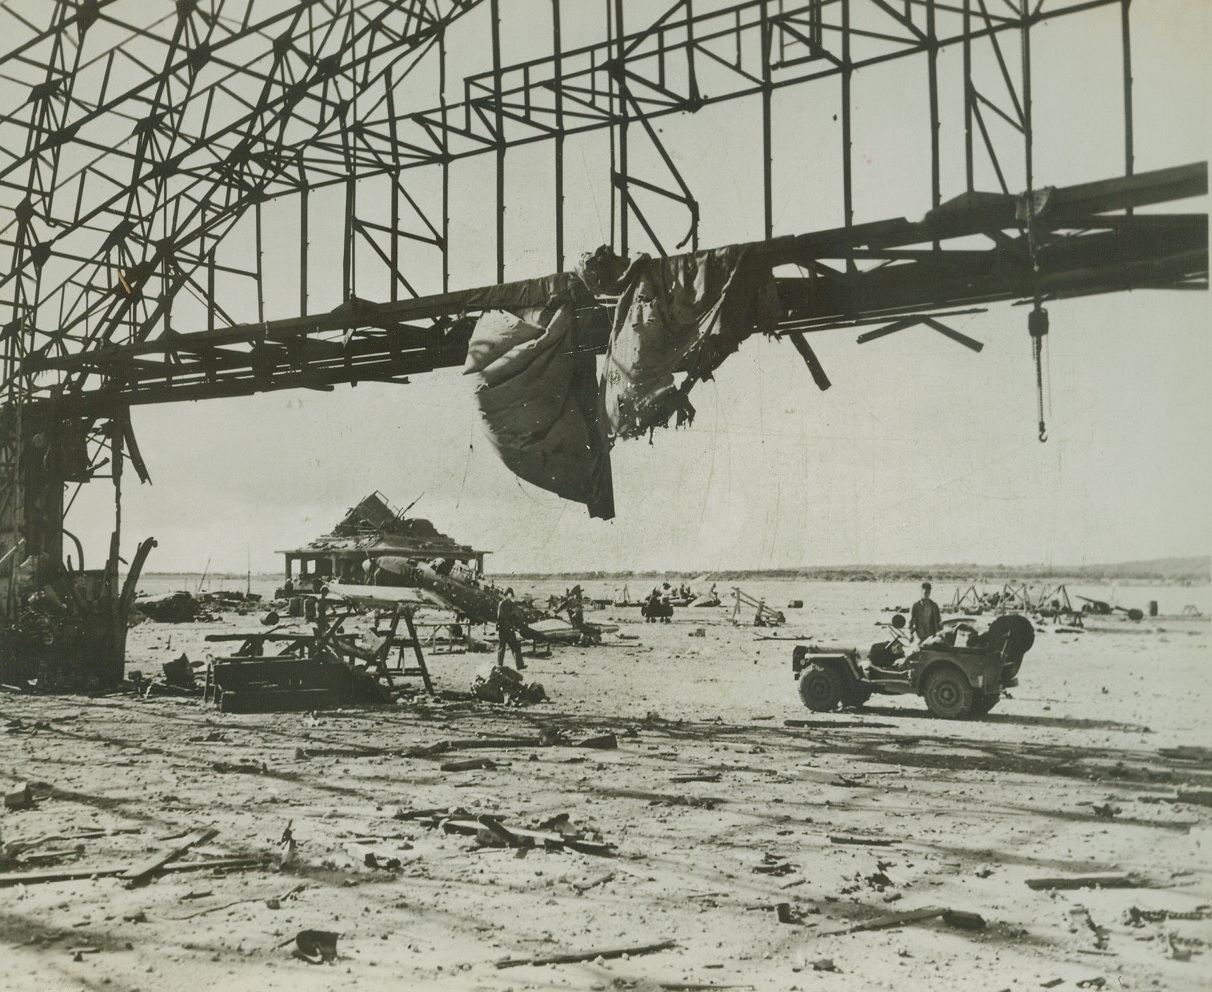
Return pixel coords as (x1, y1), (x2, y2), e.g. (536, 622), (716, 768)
(798, 664), (843, 712)
(924, 665), (974, 719)
(971, 690), (1000, 716)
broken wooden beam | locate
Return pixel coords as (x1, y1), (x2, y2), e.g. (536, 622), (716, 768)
(495, 939), (677, 969)
(594, 787), (725, 809)
(295, 745), (384, 759)
(829, 834), (896, 847)
(407, 736), (540, 758)
(1025, 874), (1140, 891)
(816, 906), (946, 937)
(441, 757), (497, 772)
(477, 815), (522, 848)
(120, 827), (218, 887)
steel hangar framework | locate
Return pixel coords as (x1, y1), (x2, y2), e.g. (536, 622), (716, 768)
(0, 0), (1206, 683)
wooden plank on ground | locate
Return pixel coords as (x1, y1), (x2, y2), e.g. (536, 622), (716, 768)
(0, 855), (260, 888)
(495, 939), (677, 969)
(1025, 874), (1139, 891)
(829, 834), (897, 846)
(119, 827), (218, 887)
(816, 907), (946, 937)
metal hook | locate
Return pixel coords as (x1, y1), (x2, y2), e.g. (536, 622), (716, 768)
(1038, 423), (1047, 443)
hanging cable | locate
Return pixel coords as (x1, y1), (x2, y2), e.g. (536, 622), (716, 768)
(1020, 1), (1048, 443)
(1029, 304), (1048, 442)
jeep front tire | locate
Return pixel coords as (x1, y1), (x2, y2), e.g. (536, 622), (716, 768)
(798, 664), (843, 712)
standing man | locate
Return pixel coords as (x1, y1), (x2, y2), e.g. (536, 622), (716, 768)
(497, 588), (525, 670)
(909, 581), (942, 643)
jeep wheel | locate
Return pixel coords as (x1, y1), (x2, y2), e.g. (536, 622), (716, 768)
(924, 665), (974, 719)
(843, 684), (872, 707)
(971, 690), (1000, 716)
(798, 664), (843, 712)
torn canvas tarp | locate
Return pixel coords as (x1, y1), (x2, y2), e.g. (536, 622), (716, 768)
(581, 244), (779, 440)
(464, 290), (615, 520)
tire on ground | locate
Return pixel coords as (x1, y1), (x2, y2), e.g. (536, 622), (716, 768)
(970, 690), (1000, 716)
(798, 664), (843, 712)
(842, 683), (872, 707)
(924, 664), (975, 719)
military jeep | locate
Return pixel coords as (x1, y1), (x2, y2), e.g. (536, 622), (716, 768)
(791, 613), (1034, 719)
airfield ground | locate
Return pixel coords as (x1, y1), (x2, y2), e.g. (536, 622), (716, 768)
(2, 580), (1210, 992)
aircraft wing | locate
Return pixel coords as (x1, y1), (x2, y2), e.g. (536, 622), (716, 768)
(327, 583), (454, 611)
(520, 616), (582, 641)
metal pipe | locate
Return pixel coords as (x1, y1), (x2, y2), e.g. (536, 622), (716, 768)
(1021, 0), (1033, 197)
(491, 0), (505, 283)
(299, 184), (308, 316)
(842, 0), (853, 233)
(927, 0), (940, 223)
(963, 0), (973, 191)
(762, 0), (774, 240)
(344, 176), (355, 300)
(1121, 0), (1134, 214)
(255, 199), (264, 322)
(440, 28), (450, 293)
(553, 0), (565, 272)
(614, 0), (629, 256)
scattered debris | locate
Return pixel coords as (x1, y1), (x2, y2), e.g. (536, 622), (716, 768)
(134, 590), (217, 624)
(4, 783), (33, 810)
(495, 939), (677, 969)
(363, 852), (402, 871)
(576, 732), (617, 749)
(292, 929), (339, 964)
(1168, 933), (1197, 961)
(161, 653), (197, 689)
(754, 854), (797, 877)
(1126, 904), (1212, 925)
(470, 665), (546, 705)
(810, 958), (837, 972)
(943, 909), (987, 931)
(571, 871), (616, 893)
(420, 811), (614, 857)
(206, 654), (390, 713)
(731, 587), (785, 627)
(1069, 905), (1110, 949)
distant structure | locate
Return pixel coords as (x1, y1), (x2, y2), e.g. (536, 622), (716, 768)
(277, 492), (485, 591)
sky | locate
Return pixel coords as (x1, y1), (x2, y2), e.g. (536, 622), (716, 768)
(46, 0), (1212, 576)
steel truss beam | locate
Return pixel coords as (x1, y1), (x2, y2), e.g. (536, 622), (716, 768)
(20, 162), (1206, 419)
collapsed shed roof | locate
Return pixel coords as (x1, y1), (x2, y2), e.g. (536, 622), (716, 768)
(277, 492), (484, 561)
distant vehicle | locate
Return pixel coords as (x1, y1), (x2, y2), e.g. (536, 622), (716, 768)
(791, 613), (1034, 719)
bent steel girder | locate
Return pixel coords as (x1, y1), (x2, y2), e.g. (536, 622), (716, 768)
(19, 162), (1208, 419)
